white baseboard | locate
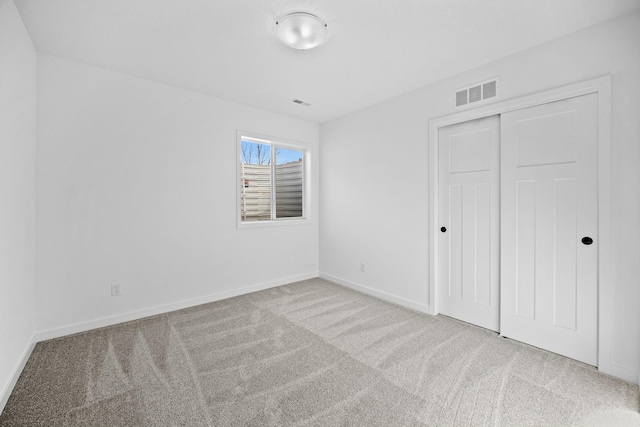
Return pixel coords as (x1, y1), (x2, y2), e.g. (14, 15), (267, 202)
(598, 361), (640, 387)
(0, 336), (37, 415)
(319, 272), (431, 314)
(34, 272), (318, 342)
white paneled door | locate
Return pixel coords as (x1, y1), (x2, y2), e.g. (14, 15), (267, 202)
(500, 94), (598, 365)
(438, 116), (500, 332)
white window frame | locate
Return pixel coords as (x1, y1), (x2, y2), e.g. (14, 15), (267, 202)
(236, 130), (311, 228)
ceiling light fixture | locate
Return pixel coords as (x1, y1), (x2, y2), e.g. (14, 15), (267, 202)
(275, 12), (328, 50)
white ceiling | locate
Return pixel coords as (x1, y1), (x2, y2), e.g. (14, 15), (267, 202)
(15, 0), (640, 123)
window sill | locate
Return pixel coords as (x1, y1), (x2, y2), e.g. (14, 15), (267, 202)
(237, 217), (312, 229)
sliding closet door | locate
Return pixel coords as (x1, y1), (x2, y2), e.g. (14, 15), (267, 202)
(500, 93), (598, 365)
(438, 116), (500, 332)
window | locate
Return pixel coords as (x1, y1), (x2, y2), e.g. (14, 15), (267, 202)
(237, 131), (308, 226)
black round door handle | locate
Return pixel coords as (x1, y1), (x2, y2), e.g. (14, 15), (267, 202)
(441, 227), (447, 233)
(582, 237), (593, 245)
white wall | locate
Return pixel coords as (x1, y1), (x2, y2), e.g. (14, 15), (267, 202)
(0, 0), (37, 409)
(36, 54), (319, 335)
(320, 12), (640, 383)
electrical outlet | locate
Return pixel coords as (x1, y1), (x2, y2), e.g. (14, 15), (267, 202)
(360, 262), (366, 273)
(111, 283), (121, 296)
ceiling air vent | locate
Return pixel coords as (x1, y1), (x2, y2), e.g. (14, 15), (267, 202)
(292, 99), (311, 107)
(454, 78), (499, 108)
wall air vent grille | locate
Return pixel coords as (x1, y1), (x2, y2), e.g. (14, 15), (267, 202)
(454, 78), (499, 108)
(292, 99), (311, 107)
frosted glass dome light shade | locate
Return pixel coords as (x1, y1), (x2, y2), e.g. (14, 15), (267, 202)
(275, 12), (328, 50)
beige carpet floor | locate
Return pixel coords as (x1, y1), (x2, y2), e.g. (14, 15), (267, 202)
(1, 278), (638, 426)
